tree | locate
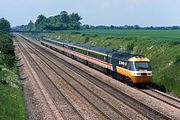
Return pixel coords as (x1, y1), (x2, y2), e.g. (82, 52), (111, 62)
(69, 13), (82, 30)
(0, 18), (11, 33)
(14, 11), (83, 31)
(172, 26), (178, 30)
(35, 15), (46, 26)
(0, 33), (14, 55)
(110, 25), (116, 29)
(27, 20), (35, 31)
(35, 15), (47, 31)
(134, 25), (141, 29)
(60, 11), (70, 23)
(70, 13), (82, 22)
(81, 24), (90, 29)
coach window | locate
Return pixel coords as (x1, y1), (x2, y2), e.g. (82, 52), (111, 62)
(59, 43), (62, 47)
(78, 48), (81, 53)
(88, 51), (91, 57)
(83, 49), (87, 55)
(79, 49), (82, 53)
(100, 55), (103, 61)
(82, 49), (85, 54)
(107, 57), (111, 63)
(79, 48), (82, 53)
(92, 52), (96, 58)
(97, 54), (101, 60)
(69, 46), (71, 50)
(74, 48), (78, 52)
(83, 49), (86, 55)
(74, 48), (77, 52)
(104, 56), (107, 62)
(99, 55), (104, 61)
(98, 54), (103, 60)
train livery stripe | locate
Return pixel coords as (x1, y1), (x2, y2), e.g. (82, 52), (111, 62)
(42, 41), (113, 70)
(63, 46), (113, 68)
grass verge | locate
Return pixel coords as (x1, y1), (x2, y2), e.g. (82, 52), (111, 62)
(0, 65), (26, 120)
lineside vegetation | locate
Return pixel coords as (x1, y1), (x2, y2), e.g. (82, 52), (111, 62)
(0, 18), (26, 120)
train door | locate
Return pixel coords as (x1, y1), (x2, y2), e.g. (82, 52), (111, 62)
(111, 57), (119, 72)
(107, 56), (112, 70)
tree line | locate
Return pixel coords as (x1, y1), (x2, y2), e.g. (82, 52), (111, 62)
(14, 11), (82, 31)
(81, 24), (180, 30)
(13, 11), (180, 31)
(0, 18), (15, 68)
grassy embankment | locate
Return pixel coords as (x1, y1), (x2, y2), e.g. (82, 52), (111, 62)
(0, 33), (26, 120)
(28, 29), (180, 97)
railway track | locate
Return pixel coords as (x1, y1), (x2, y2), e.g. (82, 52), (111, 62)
(140, 86), (180, 110)
(17, 34), (176, 120)
(14, 38), (63, 120)
(15, 36), (85, 120)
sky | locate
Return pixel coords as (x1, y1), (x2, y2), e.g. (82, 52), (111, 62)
(0, 0), (180, 27)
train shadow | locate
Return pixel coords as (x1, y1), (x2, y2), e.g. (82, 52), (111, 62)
(133, 82), (167, 93)
(114, 75), (167, 92)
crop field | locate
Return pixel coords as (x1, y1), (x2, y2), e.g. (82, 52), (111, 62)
(27, 29), (180, 97)
(57, 29), (180, 41)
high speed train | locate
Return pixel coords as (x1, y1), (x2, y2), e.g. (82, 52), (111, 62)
(41, 37), (152, 84)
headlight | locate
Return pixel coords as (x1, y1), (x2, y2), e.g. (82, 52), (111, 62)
(134, 73), (141, 76)
(147, 73), (152, 76)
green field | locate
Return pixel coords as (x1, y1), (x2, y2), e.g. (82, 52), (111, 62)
(29, 29), (180, 97)
(56, 29), (180, 41)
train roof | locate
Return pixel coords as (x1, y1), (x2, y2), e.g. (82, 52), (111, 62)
(43, 37), (113, 55)
(88, 46), (113, 54)
(43, 37), (67, 44)
(72, 42), (90, 49)
(112, 52), (144, 61)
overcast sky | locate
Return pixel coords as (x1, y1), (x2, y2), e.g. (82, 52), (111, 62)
(0, 0), (180, 27)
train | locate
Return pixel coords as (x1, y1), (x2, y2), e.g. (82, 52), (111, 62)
(41, 37), (152, 84)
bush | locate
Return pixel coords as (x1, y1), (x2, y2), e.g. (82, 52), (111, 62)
(0, 79), (7, 85)
(85, 37), (90, 43)
(81, 33), (98, 37)
(0, 71), (7, 85)
(92, 34), (98, 37)
(127, 43), (135, 52)
(0, 53), (15, 68)
(71, 32), (81, 34)
(81, 33), (85, 36)
(3, 55), (15, 68)
(0, 33), (14, 56)
(170, 41), (180, 46)
(175, 55), (180, 64)
(0, 31), (15, 68)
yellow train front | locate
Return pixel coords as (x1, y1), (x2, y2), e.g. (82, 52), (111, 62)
(111, 53), (152, 84)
